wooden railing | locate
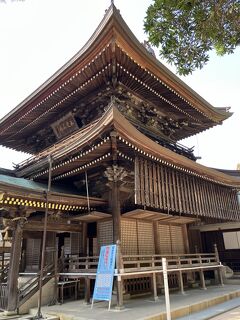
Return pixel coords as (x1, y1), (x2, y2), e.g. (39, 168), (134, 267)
(0, 264), (9, 283)
(62, 255), (99, 273)
(59, 250), (223, 307)
(18, 262), (57, 308)
(0, 253), (10, 283)
(121, 253), (219, 273)
(0, 262), (59, 311)
(0, 284), (8, 311)
(62, 252), (220, 275)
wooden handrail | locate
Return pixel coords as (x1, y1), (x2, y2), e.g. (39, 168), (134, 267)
(62, 252), (219, 275)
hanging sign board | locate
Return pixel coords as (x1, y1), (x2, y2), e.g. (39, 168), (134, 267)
(92, 244), (116, 309)
(51, 112), (79, 140)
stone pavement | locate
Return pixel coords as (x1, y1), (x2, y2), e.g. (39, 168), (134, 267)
(28, 284), (240, 320)
(210, 306), (240, 319)
(177, 297), (240, 320)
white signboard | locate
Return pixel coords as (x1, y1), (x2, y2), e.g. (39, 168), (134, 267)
(223, 232), (240, 250)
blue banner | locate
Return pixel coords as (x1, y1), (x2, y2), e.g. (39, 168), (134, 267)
(92, 244), (117, 301)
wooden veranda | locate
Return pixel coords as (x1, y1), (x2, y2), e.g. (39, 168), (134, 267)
(58, 243), (224, 308)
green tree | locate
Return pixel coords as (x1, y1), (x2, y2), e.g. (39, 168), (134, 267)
(144, 0), (240, 75)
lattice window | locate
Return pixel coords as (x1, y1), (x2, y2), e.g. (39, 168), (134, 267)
(70, 232), (83, 255)
(170, 225), (185, 254)
(45, 232), (56, 265)
(25, 238), (41, 271)
(158, 223), (185, 254)
(137, 221), (154, 255)
(121, 219), (138, 255)
(98, 220), (113, 250)
(64, 237), (71, 255)
(158, 224), (171, 254)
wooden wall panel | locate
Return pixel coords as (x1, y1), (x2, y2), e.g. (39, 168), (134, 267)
(137, 221), (154, 255)
(158, 224), (171, 254)
(158, 223), (186, 254)
(170, 225), (185, 254)
(64, 237), (71, 255)
(121, 219), (138, 255)
(134, 156), (240, 221)
(70, 232), (83, 255)
(45, 232), (55, 265)
(98, 220), (113, 250)
(25, 238), (41, 271)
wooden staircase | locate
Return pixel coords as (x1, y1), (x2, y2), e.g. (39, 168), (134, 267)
(0, 262), (59, 312)
(18, 263), (56, 308)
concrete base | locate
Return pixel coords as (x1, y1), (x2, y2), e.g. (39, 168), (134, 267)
(19, 279), (55, 315)
(115, 305), (125, 311)
(25, 285), (240, 320)
(2, 311), (18, 317)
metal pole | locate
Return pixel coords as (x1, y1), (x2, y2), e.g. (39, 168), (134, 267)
(35, 155), (52, 319)
(85, 171), (90, 212)
(162, 257), (171, 320)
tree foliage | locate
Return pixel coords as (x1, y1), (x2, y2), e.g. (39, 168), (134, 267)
(144, 0), (240, 75)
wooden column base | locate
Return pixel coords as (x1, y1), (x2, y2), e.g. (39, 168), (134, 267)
(199, 269), (207, 290)
(84, 277), (91, 304)
(116, 276), (124, 310)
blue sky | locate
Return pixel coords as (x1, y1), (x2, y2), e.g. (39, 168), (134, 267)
(0, 0), (239, 170)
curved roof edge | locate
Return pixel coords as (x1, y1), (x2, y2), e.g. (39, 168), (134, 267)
(0, 4), (231, 129)
(212, 168), (240, 178)
(110, 107), (239, 187)
(16, 105), (240, 188)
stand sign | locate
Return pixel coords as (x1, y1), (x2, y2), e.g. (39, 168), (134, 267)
(92, 244), (117, 310)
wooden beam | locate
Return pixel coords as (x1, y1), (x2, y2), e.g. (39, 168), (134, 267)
(24, 221), (82, 233)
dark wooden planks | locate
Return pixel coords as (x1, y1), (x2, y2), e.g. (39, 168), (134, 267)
(134, 156), (240, 221)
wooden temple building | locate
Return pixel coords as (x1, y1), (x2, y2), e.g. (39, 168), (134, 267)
(0, 3), (240, 313)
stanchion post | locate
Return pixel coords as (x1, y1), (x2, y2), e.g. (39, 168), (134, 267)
(214, 243), (224, 286)
(162, 257), (171, 320)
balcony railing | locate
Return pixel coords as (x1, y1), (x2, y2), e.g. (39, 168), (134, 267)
(61, 252), (221, 275)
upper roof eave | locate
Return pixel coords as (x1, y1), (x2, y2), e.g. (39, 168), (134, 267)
(0, 4), (117, 128)
(0, 4), (230, 132)
(110, 10), (231, 122)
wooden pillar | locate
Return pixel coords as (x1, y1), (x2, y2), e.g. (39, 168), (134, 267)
(84, 277), (91, 304)
(199, 269), (207, 290)
(112, 178), (121, 244)
(152, 225), (159, 300)
(153, 221), (160, 254)
(152, 273), (158, 301)
(182, 225), (190, 253)
(107, 131), (124, 244)
(1, 236), (5, 282)
(84, 253), (91, 304)
(105, 164), (126, 244)
(116, 240), (124, 310)
(104, 131), (128, 310)
(82, 222), (87, 255)
(7, 217), (26, 311)
(178, 270), (185, 294)
(151, 255), (158, 301)
(105, 165), (126, 309)
(177, 257), (185, 294)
